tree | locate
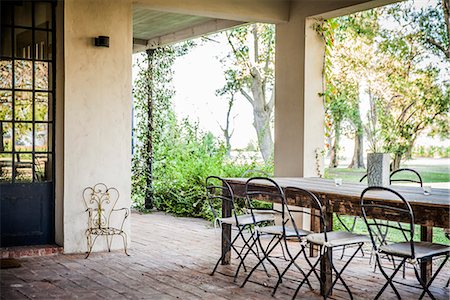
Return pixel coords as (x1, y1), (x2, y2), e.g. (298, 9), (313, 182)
(220, 23), (275, 162)
(215, 70), (239, 156)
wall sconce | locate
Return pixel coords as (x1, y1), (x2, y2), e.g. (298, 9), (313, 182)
(94, 36), (109, 47)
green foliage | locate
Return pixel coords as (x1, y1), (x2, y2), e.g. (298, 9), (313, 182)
(132, 44), (273, 218)
(317, 0), (450, 168)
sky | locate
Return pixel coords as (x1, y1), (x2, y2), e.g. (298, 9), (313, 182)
(171, 37), (257, 149)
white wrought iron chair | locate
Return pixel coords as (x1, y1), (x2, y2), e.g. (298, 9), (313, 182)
(83, 183), (130, 258)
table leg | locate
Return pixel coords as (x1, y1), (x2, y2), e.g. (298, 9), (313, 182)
(310, 208), (319, 257)
(420, 225), (433, 283)
(221, 187), (232, 265)
(320, 207), (333, 296)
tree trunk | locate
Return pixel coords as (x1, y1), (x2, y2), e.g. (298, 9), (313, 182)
(348, 129), (365, 168)
(329, 126), (340, 168)
(145, 49), (155, 210)
(391, 153), (402, 171)
(248, 67), (274, 162)
(252, 109), (273, 162)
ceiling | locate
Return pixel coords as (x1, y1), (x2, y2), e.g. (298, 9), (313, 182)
(132, 6), (246, 53)
(133, 8), (213, 41)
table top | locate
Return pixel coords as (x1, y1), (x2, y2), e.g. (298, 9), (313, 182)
(225, 177), (450, 208)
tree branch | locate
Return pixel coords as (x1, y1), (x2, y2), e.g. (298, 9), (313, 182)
(240, 88), (254, 105)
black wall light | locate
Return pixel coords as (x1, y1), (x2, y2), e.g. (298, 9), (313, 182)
(94, 36), (110, 47)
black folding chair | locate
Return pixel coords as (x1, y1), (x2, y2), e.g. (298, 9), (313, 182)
(290, 189), (369, 299)
(272, 187), (323, 297)
(360, 186), (450, 300)
(334, 174), (368, 259)
(205, 176), (275, 278)
(390, 168), (423, 187)
(239, 177), (290, 289)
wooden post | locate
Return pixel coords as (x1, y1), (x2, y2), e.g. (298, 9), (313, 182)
(320, 201), (333, 296)
(420, 225), (433, 283)
(145, 49), (155, 209)
(221, 184), (232, 264)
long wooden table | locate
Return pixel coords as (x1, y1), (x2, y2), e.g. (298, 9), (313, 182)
(223, 177), (450, 295)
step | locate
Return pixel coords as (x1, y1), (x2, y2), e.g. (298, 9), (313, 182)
(1, 244), (63, 259)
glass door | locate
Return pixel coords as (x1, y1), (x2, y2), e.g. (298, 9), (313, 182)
(1, 1), (56, 246)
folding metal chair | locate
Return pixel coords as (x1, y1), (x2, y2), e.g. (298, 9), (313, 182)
(272, 187), (323, 297)
(293, 190), (369, 299)
(390, 168), (423, 187)
(360, 186), (450, 300)
(334, 174), (368, 259)
(239, 177), (291, 289)
(205, 176), (275, 279)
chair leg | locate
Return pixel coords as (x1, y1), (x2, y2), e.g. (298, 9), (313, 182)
(323, 244), (364, 300)
(240, 233), (282, 288)
(120, 232), (130, 256)
(416, 255), (448, 300)
(85, 233), (93, 259)
(106, 235), (112, 252)
(211, 227), (244, 276)
(374, 254), (405, 300)
(293, 253), (322, 299)
(272, 244), (312, 296)
(85, 235), (99, 259)
(234, 228), (263, 281)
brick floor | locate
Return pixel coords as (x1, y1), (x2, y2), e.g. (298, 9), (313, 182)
(1, 211), (449, 299)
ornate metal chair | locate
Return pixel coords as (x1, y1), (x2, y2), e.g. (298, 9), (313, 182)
(361, 186), (450, 299)
(83, 183), (130, 258)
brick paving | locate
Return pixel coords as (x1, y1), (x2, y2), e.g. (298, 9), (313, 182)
(1, 211), (449, 299)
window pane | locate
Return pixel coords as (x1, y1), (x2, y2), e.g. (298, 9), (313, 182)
(0, 153), (12, 183)
(1, 3), (13, 25)
(35, 3), (52, 29)
(1, 27), (12, 57)
(14, 60), (33, 89)
(14, 122), (33, 152)
(35, 92), (50, 121)
(0, 60), (13, 88)
(35, 123), (50, 152)
(14, 153), (33, 183)
(15, 91), (33, 121)
(35, 30), (51, 60)
(15, 28), (33, 59)
(0, 91), (13, 120)
(1, 122), (13, 152)
(35, 153), (52, 182)
(14, 2), (32, 27)
(35, 61), (49, 90)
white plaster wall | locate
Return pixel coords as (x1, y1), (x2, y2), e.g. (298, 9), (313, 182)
(63, 0), (132, 253)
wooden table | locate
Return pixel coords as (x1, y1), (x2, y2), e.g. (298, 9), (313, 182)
(223, 177), (450, 295)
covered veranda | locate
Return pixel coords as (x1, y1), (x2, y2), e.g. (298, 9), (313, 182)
(1, 212), (449, 299)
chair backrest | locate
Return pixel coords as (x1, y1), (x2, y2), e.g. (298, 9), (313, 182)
(390, 168), (423, 187)
(360, 186), (416, 258)
(359, 174), (368, 183)
(205, 176), (237, 225)
(83, 183), (119, 229)
(284, 186), (327, 239)
(244, 177), (284, 228)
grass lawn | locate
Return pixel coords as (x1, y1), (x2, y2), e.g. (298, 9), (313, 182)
(324, 164), (450, 183)
(325, 162), (449, 245)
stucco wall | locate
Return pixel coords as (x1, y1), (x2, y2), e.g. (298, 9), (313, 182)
(63, 0), (132, 253)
